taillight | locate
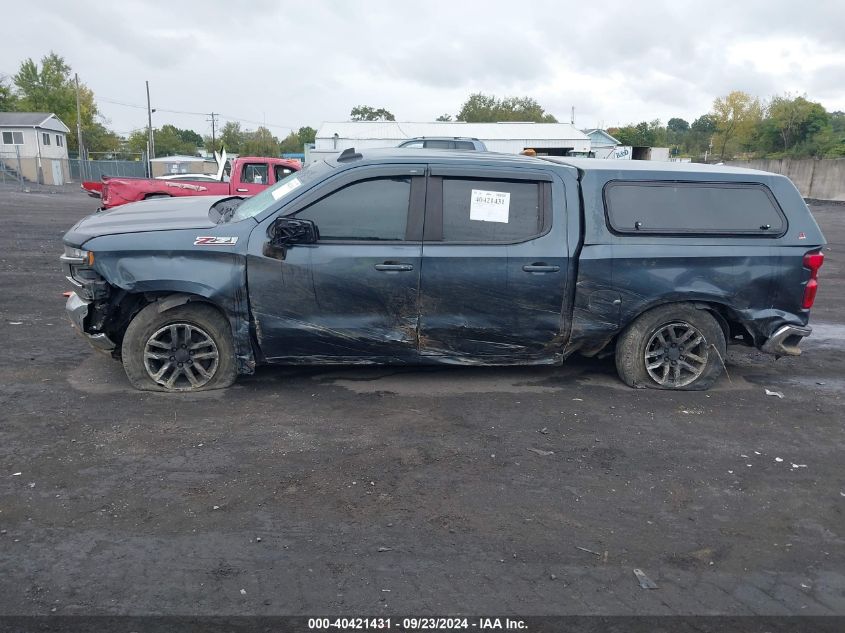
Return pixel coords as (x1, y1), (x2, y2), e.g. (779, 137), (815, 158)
(802, 250), (824, 309)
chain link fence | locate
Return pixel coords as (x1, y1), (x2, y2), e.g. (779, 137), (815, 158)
(0, 147), (148, 190)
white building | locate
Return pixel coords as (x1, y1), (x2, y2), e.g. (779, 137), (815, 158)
(311, 121), (591, 161)
(0, 112), (70, 184)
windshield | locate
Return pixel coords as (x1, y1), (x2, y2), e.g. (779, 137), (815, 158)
(227, 160), (334, 222)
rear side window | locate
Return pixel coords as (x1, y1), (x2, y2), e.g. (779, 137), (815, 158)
(274, 165), (295, 182)
(424, 140), (452, 149)
(453, 141), (475, 150)
(604, 182), (785, 235)
(442, 178), (542, 242)
(296, 177), (410, 241)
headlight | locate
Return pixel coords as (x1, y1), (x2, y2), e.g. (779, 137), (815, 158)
(61, 246), (94, 266)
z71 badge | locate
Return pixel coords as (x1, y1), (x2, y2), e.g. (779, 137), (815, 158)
(194, 236), (238, 246)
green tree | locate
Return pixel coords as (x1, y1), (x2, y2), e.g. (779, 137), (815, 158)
(84, 121), (122, 154)
(279, 126), (317, 154)
(0, 75), (17, 111)
(766, 94), (828, 153)
(712, 91), (763, 159)
(435, 113), (452, 122)
(456, 93), (557, 122)
(242, 126), (280, 156)
(607, 120), (665, 147)
(12, 52), (99, 152)
(155, 124), (200, 155)
(667, 117), (689, 133)
(350, 105), (395, 121)
(217, 121), (245, 153)
(126, 124), (199, 157)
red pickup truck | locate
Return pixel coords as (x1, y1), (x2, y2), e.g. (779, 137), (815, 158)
(95, 156), (301, 210)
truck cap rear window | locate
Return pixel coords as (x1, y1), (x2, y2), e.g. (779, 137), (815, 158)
(604, 181), (786, 236)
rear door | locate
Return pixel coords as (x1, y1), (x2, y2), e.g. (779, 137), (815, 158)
(418, 166), (569, 361)
(246, 164), (426, 361)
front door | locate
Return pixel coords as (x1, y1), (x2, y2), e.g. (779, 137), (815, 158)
(235, 161), (270, 195)
(51, 160), (64, 186)
(246, 165), (426, 361)
(418, 168), (569, 362)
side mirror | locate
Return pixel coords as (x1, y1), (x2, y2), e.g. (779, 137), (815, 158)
(264, 217), (319, 259)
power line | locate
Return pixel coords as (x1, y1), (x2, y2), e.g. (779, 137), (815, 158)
(98, 96), (294, 131)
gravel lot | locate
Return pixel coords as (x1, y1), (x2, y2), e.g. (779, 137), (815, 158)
(0, 187), (843, 616)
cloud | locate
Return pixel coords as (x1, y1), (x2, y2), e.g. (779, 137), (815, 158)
(2, 0), (843, 136)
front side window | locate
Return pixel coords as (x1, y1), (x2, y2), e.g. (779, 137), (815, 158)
(296, 177), (410, 241)
(241, 163), (269, 184)
(605, 181), (786, 235)
(441, 178), (542, 242)
(42, 133), (51, 145)
(401, 140), (423, 148)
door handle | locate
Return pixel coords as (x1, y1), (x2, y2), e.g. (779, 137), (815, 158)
(236, 188), (248, 192)
(374, 263), (414, 272)
(523, 263), (560, 273)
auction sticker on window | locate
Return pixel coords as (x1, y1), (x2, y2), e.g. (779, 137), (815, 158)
(271, 176), (302, 200)
(470, 189), (510, 223)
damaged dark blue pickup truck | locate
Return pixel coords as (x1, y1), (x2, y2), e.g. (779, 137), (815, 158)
(61, 149), (826, 392)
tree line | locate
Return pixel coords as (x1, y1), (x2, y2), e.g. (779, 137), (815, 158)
(0, 52), (316, 158)
(3, 52), (843, 160)
(607, 91), (845, 160)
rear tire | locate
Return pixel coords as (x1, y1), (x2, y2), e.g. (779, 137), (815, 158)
(121, 302), (237, 392)
(615, 303), (726, 390)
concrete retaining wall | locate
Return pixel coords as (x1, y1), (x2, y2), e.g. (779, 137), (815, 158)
(726, 158), (845, 201)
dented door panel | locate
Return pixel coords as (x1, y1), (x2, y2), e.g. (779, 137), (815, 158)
(247, 242), (422, 361)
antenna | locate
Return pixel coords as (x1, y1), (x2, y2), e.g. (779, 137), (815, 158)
(571, 106), (575, 125)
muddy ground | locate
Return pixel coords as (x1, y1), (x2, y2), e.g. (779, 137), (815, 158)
(0, 188), (843, 616)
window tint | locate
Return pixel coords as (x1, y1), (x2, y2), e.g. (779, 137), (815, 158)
(424, 140), (452, 149)
(241, 163), (269, 184)
(296, 177), (410, 240)
(454, 141), (475, 150)
(442, 179), (542, 242)
(605, 182), (785, 234)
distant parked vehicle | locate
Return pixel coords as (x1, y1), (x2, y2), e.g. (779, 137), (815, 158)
(398, 137), (487, 151)
(94, 156), (300, 210)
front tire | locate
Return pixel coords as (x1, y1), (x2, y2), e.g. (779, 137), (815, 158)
(615, 303), (726, 390)
(121, 302), (237, 392)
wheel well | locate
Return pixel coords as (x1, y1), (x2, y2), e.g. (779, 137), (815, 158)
(104, 292), (225, 350)
(608, 300), (749, 354)
(144, 193), (170, 199)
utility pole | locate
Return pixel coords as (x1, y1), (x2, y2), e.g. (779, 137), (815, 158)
(145, 80), (155, 165)
(74, 73), (85, 180)
(207, 112), (219, 150)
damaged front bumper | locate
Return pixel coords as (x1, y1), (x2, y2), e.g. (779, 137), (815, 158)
(761, 324), (812, 356)
(65, 292), (115, 353)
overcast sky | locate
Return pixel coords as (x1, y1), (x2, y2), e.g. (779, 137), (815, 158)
(2, 0), (844, 138)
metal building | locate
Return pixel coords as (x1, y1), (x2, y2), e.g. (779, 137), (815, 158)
(311, 121), (591, 162)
